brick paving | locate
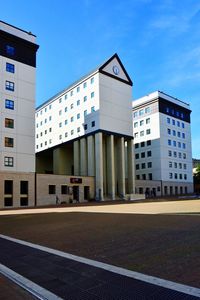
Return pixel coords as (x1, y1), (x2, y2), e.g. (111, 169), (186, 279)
(0, 237), (199, 300)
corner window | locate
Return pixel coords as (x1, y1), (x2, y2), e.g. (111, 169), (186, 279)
(4, 157), (14, 167)
(6, 62), (15, 73)
(5, 80), (14, 91)
(5, 99), (14, 110)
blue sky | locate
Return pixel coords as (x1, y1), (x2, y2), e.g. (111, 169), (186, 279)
(1, 0), (200, 157)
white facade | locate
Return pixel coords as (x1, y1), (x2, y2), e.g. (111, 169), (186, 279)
(133, 91), (193, 195)
(0, 20), (39, 208)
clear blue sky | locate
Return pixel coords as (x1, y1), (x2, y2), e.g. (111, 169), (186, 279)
(1, 0), (200, 157)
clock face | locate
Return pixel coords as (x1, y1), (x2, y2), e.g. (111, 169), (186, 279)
(112, 65), (120, 75)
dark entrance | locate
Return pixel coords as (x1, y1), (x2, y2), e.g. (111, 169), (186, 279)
(84, 186), (90, 200)
(73, 186), (79, 202)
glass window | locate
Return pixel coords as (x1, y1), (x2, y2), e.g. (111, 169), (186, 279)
(174, 162), (177, 168)
(5, 137), (14, 147)
(65, 132), (68, 137)
(173, 151), (177, 157)
(84, 96), (87, 102)
(174, 173), (178, 179)
(139, 109), (144, 116)
(6, 62), (15, 73)
(6, 45), (15, 56)
(141, 142), (145, 147)
(135, 153), (139, 159)
(59, 98), (62, 103)
(5, 99), (14, 110)
(61, 185), (69, 194)
(173, 130), (176, 136)
(59, 135), (62, 140)
(134, 133), (138, 138)
(91, 121), (95, 127)
(5, 80), (14, 91)
(49, 104), (52, 109)
(177, 131), (181, 138)
(168, 139), (171, 146)
(182, 133), (185, 139)
(4, 156), (14, 167)
(140, 120), (144, 126)
(169, 173), (173, 179)
(83, 82), (87, 88)
(5, 118), (14, 128)
(146, 118), (150, 124)
(20, 181), (28, 194)
(59, 110), (62, 115)
(71, 116), (74, 122)
(147, 140), (151, 146)
(169, 161), (172, 168)
(65, 94), (68, 100)
(49, 116), (52, 121)
(49, 185), (56, 194)
(135, 143), (139, 148)
(183, 153), (186, 159)
(77, 113), (80, 119)
(84, 110), (87, 117)
(182, 143), (186, 149)
(133, 111), (138, 118)
(145, 107), (150, 114)
(173, 140), (176, 147)
(91, 77), (94, 84)
(179, 174), (182, 180)
(71, 130), (74, 135)
(91, 92), (94, 98)
(179, 163), (182, 169)
(70, 90), (73, 96)
(168, 150), (172, 156)
(134, 122), (138, 128)
(77, 86), (80, 93)
(70, 104), (73, 109)
(177, 121), (180, 127)
(136, 164), (140, 170)
(142, 174), (146, 180)
(59, 122), (62, 127)
(77, 100), (80, 106)
(184, 174), (187, 180)
(147, 162), (152, 168)
(178, 142), (181, 148)
(77, 127), (80, 133)
(172, 119), (175, 125)
(91, 106), (95, 112)
(141, 152), (145, 158)
(147, 150), (152, 157)
(146, 129), (151, 135)
(65, 107), (68, 112)
(140, 131), (144, 137)
(182, 122), (185, 128)
(136, 175), (140, 180)
(84, 124), (87, 130)
(168, 128), (171, 135)
(167, 117), (170, 124)
(141, 163), (146, 169)
(148, 173), (152, 180)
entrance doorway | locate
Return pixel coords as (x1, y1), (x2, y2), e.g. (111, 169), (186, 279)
(73, 186), (79, 202)
(84, 186), (90, 200)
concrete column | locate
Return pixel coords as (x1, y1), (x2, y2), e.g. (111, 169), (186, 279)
(73, 140), (80, 175)
(106, 135), (115, 199)
(53, 147), (67, 175)
(118, 137), (125, 197)
(127, 139), (135, 194)
(87, 135), (95, 176)
(95, 132), (104, 201)
(80, 138), (87, 176)
(103, 136), (107, 196)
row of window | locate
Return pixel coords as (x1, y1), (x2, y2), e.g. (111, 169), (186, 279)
(168, 139), (186, 149)
(167, 128), (185, 139)
(169, 161), (187, 169)
(133, 107), (151, 118)
(135, 151), (152, 159)
(134, 118), (150, 128)
(167, 117), (185, 128)
(168, 150), (186, 159)
(135, 140), (151, 149)
(136, 173), (153, 180)
(136, 162), (152, 170)
(37, 77), (95, 116)
(134, 129), (151, 138)
(169, 173), (187, 180)
(165, 107), (185, 119)
(4, 179), (29, 207)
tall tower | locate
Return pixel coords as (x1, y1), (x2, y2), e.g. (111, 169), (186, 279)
(0, 21), (39, 208)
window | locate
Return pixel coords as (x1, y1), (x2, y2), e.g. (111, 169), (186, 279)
(91, 77), (94, 84)
(59, 122), (62, 127)
(139, 109), (144, 116)
(91, 121), (95, 127)
(148, 173), (152, 180)
(83, 82), (87, 88)
(172, 119), (175, 125)
(77, 127), (80, 132)
(49, 128), (52, 132)
(173, 140), (176, 147)
(177, 121), (180, 127)
(77, 100), (80, 106)
(91, 92), (94, 98)
(49, 104), (52, 109)
(179, 174), (183, 180)
(140, 131), (144, 137)
(147, 150), (152, 157)
(146, 129), (151, 135)
(5, 80), (14, 91)
(135, 143), (139, 148)
(183, 153), (186, 159)
(174, 162), (177, 168)
(182, 143), (186, 149)
(65, 133), (68, 138)
(177, 131), (181, 137)
(61, 185), (68, 194)
(4, 157), (13, 167)
(169, 161), (172, 168)
(49, 185), (56, 194)
(146, 118), (150, 124)
(167, 128), (171, 135)
(65, 119), (68, 125)
(135, 153), (139, 159)
(182, 133), (185, 139)
(6, 62), (15, 73)
(169, 173), (173, 179)
(45, 108), (47, 112)
(140, 120), (144, 126)
(134, 122), (138, 128)
(182, 122), (185, 128)
(183, 164), (187, 170)
(5, 99), (14, 110)
(179, 163), (182, 169)
(45, 130), (47, 134)
(70, 90), (73, 96)
(173, 130), (176, 136)
(40, 110), (43, 115)
(136, 175), (140, 180)
(59, 98), (62, 103)
(71, 116), (74, 122)
(166, 107), (170, 113)
(147, 162), (152, 168)
(77, 86), (80, 93)
(91, 106), (95, 112)
(178, 142), (181, 148)
(168, 139), (171, 146)
(184, 174), (187, 180)
(65, 107), (68, 112)
(134, 133), (138, 138)
(84, 124), (87, 130)
(147, 140), (151, 146)
(142, 174), (146, 180)
(64, 94), (67, 100)
(178, 152), (182, 158)
(141, 142), (145, 147)
(136, 164), (140, 170)
(141, 163), (146, 169)
(70, 104), (74, 109)
(5, 118), (14, 128)
(6, 45), (15, 56)
(84, 96), (87, 102)
(145, 107), (150, 114)
(5, 137), (14, 147)
(59, 135), (62, 140)
(167, 117), (170, 124)
(20, 181), (28, 194)
(168, 150), (172, 156)
(173, 151), (177, 157)
(174, 173), (178, 179)
(4, 180), (13, 194)
(49, 116), (52, 121)
(141, 152), (145, 158)
(84, 110), (87, 117)
(77, 113), (80, 119)
(133, 112), (138, 118)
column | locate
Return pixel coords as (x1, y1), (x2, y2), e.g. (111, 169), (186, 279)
(87, 135), (95, 176)
(95, 132), (104, 201)
(127, 139), (135, 194)
(107, 135), (115, 199)
(53, 147), (67, 175)
(73, 140), (80, 175)
(118, 137), (125, 197)
(80, 138), (87, 176)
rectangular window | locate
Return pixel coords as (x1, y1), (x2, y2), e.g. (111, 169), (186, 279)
(77, 127), (80, 132)
(148, 173), (152, 180)
(145, 107), (150, 114)
(134, 122), (138, 128)
(134, 133), (138, 138)
(5, 80), (14, 91)
(168, 128), (171, 135)
(135, 153), (139, 159)
(91, 77), (94, 84)
(177, 121), (180, 127)
(182, 133), (185, 139)
(169, 161), (172, 168)
(174, 162), (177, 168)
(5, 137), (14, 147)
(4, 156), (14, 167)
(183, 153), (186, 159)
(135, 143), (139, 149)
(179, 163), (182, 169)
(168, 139), (171, 146)
(183, 164), (187, 170)
(65, 133), (68, 138)
(91, 92), (94, 98)
(61, 185), (68, 194)
(77, 100), (80, 106)
(59, 122), (62, 127)
(168, 150), (172, 156)
(5, 99), (14, 110)
(141, 142), (145, 147)
(59, 98), (62, 103)
(139, 109), (144, 116)
(6, 62), (15, 73)
(173, 140), (176, 147)
(142, 174), (146, 180)
(91, 121), (95, 127)
(184, 174), (187, 180)
(169, 173), (173, 179)
(173, 151), (177, 157)
(133, 111), (138, 118)
(84, 110), (87, 117)
(70, 104), (73, 109)
(5, 118), (14, 128)
(146, 129), (151, 135)
(4, 180), (13, 194)
(83, 82), (87, 88)
(84, 96), (87, 102)
(136, 175), (140, 180)
(65, 119), (68, 125)
(147, 150), (151, 157)
(77, 113), (80, 119)
(174, 173), (178, 179)
(77, 86), (80, 93)
(71, 116), (74, 122)
(147, 140), (151, 146)
(141, 152), (145, 158)
(140, 120), (144, 126)
(141, 163), (146, 169)
(173, 130), (176, 136)
(70, 90), (73, 96)
(91, 106), (95, 112)
(146, 118), (150, 124)
(84, 124), (87, 130)
(179, 174), (183, 180)
(182, 122), (185, 128)
(20, 181), (28, 194)
(147, 162), (152, 168)
(6, 45), (15, 56)
(49, 185), (56, 194)
(177, 131), (181, 137)
(182, 143), (186, 149)
(140, 131), (144, 137)
(136, 164), (140, 170)
(167, 117), (170, 124)
(178, 142), (181, 148)
(172, 119), (175, 125)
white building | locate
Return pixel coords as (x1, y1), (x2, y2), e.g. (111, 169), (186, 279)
(0, 21), (39, 208)
(36, 54), (136, 202)
(133, 91), (193, 196)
